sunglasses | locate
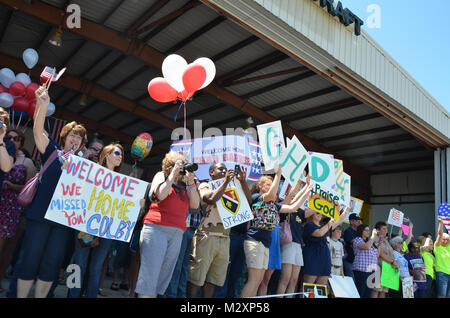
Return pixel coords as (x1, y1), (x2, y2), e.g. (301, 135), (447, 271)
(6, 135), (21, 142)
(89, 146), (101, 152)
(111, 150), (122, 157)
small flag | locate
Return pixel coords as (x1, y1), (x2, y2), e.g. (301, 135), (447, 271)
(40, 66), (66, 85)
(438, 203), (450, 232)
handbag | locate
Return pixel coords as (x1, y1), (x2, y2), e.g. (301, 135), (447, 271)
(279, 213), (293, 245)
(17, 149), (59, 207)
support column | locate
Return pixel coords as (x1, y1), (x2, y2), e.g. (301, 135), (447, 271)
(435, 147), (449, 235)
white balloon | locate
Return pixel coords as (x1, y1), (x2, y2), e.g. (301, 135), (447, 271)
(22, 48), (39, 69)
(46, 102), (55, 117)
(0, 92), (14, 108)
(194, 57), (216, 89)
(0, 68), (16, 88)
(15, 73), (31, 87)
(162, 54), (188, 92)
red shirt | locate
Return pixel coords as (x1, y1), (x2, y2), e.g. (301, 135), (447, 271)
(143, 185), (189, 231)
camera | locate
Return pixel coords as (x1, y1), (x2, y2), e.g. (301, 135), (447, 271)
(180, 163), (198, 175)
(235, 164), (240, 175)
(0, 121), (2, 129)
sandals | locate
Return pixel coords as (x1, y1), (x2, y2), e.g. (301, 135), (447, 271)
(119, 283), (129, 291)
(110, 283), (119, 291)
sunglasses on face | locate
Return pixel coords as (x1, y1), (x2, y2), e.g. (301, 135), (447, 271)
(89, 146), (101, 152)
(111, 150), (122, 157)
(6, 135), (21, 142)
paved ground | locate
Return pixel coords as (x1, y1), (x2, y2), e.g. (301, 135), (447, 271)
(0, 272), (132, 298)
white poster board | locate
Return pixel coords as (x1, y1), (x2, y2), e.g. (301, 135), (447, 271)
(256, 120), (285, 171)
(328, 275), (360, 298)
(209, 177), (253, 229)
(402, 276), (414, 298)
(279, 135), (310, 187)
(388, 208), (404, 227)
(44, 156), (148, 242)
(343, 196), (364, 223)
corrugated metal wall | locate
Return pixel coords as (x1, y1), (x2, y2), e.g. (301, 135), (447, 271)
(206, 0), (450, 141)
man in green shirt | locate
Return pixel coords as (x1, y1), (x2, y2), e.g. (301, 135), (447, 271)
(435, 217), (450, 298)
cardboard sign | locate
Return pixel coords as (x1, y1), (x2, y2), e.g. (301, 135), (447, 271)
(279, 135), (310, 187)
(302, 283), (327, 298)
(170, 135), (263, 182)
(256, 121), (285, 170)
(402, 277), (414, 298)
(44, 156), (147, 242)
(209, 177), (253, 229)
(388, 208), (404, 227)
(343, 196), (364, 223)
(380, 261), (400, 291)
(307, 182), (341, 220)
(304, 152), (337, 191)
(328, 275), (360, 298)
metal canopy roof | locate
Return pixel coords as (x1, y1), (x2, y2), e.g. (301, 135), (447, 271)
(0, 0), (436, 192)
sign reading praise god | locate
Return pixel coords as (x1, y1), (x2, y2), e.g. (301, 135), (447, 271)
(44, 156), (148, 242)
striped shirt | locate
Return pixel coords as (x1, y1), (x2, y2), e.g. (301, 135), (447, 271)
(352, 237), (378, 272)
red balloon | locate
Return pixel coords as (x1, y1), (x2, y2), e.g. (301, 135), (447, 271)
(25, 82), (40, 100)
(9, 81), (26, 97)
(12, 97), (29, 112)
(27, 100), (37, 118)
(0, 83), (8, 93)
(148, 77), (178, 103)
(182, 64), (206, 95)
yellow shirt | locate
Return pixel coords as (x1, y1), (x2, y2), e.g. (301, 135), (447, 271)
(434, 243), (450, 275)
(421, 251), (436, 280)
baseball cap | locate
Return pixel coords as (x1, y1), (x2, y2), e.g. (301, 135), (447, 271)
(349, 213), (362, 221)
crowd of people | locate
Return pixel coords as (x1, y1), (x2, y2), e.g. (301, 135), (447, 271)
(0, 85), (449, 299)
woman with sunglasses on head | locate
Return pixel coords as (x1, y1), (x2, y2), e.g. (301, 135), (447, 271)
(0, 129), (36, 293)
(135, 151), (200, 298)
(17, 86), (87, 298)
(68, 143), (124, 298)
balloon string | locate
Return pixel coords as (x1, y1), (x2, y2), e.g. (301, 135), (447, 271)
(183, 101), (187, 140)
(173, 100), (185, 123)
(46, 118), (50, 133)
(12, 109), (15, 129)
(17, 112), (23, 129)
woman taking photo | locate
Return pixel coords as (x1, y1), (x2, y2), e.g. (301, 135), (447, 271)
(68, 143), (124, 298)
(17, 86), (87, 298)
(0, 129), (36, 293)
(135, 151), (200, 298)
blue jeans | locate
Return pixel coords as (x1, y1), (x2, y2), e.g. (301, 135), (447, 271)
(164, 228), (195, 298)
(214, 231), (246, 298)
(436, 271), (450, 297)
(68, 238), (112, 298)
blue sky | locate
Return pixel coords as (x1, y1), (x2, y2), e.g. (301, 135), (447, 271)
(340, 0), (450, 112)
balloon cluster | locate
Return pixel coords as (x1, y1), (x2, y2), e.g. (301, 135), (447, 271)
(0, 48), (55, 120)
(148, 54), (215, 103)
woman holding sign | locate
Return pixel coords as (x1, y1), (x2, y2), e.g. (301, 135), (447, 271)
(240, 165), (312, 298)
(135, 151), (200, 298)
(68, 143), (124, 298)
(17, 86), (87, 298)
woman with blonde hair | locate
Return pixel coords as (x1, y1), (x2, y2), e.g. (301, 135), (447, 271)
(17, 86), (87, 298)
(68, 143), (124, 298)
(135, 151), (200, 298)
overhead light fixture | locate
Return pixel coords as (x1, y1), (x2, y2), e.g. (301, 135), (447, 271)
(79, 94), (87, 106)
(48, 27), (63, 47)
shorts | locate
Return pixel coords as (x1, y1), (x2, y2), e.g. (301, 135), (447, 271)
(135, 224), (183, 296)
(281, 242), (304, 266)
(188, 233), (230, 287)
(244, 239), (269, 270)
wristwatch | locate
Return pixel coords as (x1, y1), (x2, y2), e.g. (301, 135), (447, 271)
(0, 142), (5, 147)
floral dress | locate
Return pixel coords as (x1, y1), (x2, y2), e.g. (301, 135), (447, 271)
(0, 163), (27, 238)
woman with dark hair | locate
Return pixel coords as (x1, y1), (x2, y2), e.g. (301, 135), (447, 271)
(17, 86), (87, 298)
(352, 224), (378, 298)
(404, 241), (428, 298)
(0, 129), (36, 293)
(68, 143), (124, 298)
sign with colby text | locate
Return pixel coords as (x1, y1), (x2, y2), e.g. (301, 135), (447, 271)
(44, 156), (148, 242)
(170, 135), (262, 182)
(209, 177), (253, 229)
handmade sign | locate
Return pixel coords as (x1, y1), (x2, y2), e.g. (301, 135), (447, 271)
(256, 120), (285, 171)
(306, 182), (341, 220)
(278, 179), (293, 201)
(279, 135), (310, 187)
(388, 208), (404, 227)
(44, 156), (148, 242)
(170, 135), (262, 182)
(334, 158), (351, 206)
(209, 177), (253, 229)
(380, 261), (400, 291)
(343, 196), (364, 223)
(328, 275), (360, 298)
(402, 277), (414, 298)
(302, 283), (327, 298)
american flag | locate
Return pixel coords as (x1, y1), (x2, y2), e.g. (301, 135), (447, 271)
(40, 66), (57, 83)
(438, 202), (450, 232)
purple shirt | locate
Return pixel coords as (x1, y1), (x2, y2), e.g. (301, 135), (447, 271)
(352, 237), (378, 272)
(404, 253), (427, 290)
